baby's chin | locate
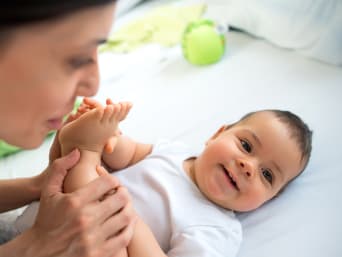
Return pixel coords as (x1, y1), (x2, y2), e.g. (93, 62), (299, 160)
(231, 202), (265, 213)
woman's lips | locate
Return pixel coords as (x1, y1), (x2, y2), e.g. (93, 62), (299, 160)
(47, 118), (64, 130)
(47, 105), (74, 130)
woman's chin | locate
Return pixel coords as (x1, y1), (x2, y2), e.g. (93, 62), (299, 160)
(13, 134), (48, 150)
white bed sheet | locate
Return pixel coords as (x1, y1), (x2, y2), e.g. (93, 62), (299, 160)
(1, 0), (341, 256)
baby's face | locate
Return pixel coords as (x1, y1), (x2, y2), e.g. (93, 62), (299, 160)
(193, 112), (303, 212)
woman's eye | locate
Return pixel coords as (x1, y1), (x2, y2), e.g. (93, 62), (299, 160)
(240, 139), (252, 153)
(262, 169), (273, 184)
(69, 57), (95, 68)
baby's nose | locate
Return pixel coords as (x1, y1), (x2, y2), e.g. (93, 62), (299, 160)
(238, 159), (255, 178)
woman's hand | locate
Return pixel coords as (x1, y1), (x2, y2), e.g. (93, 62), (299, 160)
(2, 149), (136, 257)
(49, 112), (78, 164)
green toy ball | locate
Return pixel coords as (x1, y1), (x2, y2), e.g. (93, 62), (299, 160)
(182, 19), (226, 65)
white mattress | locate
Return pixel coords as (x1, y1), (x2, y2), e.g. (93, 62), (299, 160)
(1, 0), (341, 256)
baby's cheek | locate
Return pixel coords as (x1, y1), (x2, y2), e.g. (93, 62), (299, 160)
(239, 192), (266, 212)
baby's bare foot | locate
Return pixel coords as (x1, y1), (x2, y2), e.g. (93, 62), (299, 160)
(59, 108), (104, 154)
(59, 102), (132, 155)
(108, 101), (132, 123)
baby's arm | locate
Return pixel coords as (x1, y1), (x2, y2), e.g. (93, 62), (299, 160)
(102, 135), (152, 171)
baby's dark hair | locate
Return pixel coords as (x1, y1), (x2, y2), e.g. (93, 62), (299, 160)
(239, 109), (313, 181)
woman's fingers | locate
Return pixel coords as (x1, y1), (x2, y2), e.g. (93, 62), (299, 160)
(101, 196), (136, 235)
(43, 149), (80, 197)
(73, 172), (120, 204)
(97, 186), (131, 222)
(49, 133), (61, 164)
(102, 213), (137, 256)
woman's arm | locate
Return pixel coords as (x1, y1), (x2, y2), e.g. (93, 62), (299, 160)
(0, 173), (45, 213)
(102, 135), (152, 171)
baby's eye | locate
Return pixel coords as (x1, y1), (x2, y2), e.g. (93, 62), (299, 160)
(262, 168), (273, 184)
(240, 139), (252, 153)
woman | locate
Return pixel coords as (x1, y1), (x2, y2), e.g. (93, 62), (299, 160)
(0, 1), (136, 256)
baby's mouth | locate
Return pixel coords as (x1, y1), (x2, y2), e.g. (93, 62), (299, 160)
(220, 164), (239, 191)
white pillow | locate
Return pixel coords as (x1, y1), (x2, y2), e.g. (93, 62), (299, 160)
(207, 0), (342, 65)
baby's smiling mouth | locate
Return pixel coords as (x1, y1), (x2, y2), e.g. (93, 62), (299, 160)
(220, 164), (239, 191)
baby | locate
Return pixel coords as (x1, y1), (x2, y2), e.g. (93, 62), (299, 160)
(15, 98), (313, 257)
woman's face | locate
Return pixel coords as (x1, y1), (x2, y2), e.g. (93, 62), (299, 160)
(0, 3), (116, 148)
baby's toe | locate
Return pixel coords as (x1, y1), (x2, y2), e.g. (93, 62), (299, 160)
(118, 102), (132, 121)
(102, 105), (114, 123)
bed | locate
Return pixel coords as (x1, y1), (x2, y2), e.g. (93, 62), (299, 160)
(1, 0), (341, 256)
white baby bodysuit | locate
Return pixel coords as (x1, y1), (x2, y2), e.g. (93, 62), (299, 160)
(15, 140), (242, 257)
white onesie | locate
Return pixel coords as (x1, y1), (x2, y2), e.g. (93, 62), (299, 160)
(15, 140), (242, 257)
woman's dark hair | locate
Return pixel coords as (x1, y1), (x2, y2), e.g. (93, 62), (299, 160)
(0, 0), (117, 46)
(1, 0), (117, 26)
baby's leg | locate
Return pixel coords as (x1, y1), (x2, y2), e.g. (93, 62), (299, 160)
(59, 102), (131, 154)
(112, 249), (128, 257)
(61, 103), (132, 193)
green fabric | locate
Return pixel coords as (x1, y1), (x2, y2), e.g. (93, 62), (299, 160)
(0, 141), (21, 157)
(0, 99), (82, 158)
(100, 3), (207, 53)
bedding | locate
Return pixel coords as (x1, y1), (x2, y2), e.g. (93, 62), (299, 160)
(115, 0), (145, 17)
(208, 0), (342, 65)
(1, 0), (341, 256)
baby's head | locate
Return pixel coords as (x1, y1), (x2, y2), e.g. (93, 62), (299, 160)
(193, 110), (312, 212)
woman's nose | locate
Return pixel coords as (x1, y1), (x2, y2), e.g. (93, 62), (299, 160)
(78, 78), (99, 97)
(76, 65), (100, 97)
